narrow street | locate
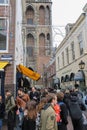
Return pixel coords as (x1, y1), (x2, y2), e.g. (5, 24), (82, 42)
(2, 111), (87, 130)
(2, 116), (74, 130)
(67, 116), (73, 130)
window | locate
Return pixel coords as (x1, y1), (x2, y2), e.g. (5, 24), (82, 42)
(27, 46), (33, 56)
(27, 19), (33, 24)
(77, 33), (84, 55)
(71, 42), (75, 60)
(0, 18), (8, 51)
(57, 57), (60, 69)
(0, 0), (8, 4)
(62, 52), (64, 66)
(26, 6), (34, 25)
(66, 47), (69, 64)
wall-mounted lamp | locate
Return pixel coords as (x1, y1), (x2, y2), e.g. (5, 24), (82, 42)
(79, 60), (85, 70)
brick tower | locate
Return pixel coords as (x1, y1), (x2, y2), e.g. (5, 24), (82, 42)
(23, 0), (52, 87)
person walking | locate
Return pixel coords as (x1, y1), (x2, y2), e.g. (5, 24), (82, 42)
(68, 91), (84, 130)
(5, 90), (17, 130)
(36, 97), (47, 130)
(40, 93), (57, 130)
(29, 87), (39, 102)
(16, 88), (30, 130)
(22, 100), (37, 130)
(0, 95), (5, 130)
(57, 92), (68, 130)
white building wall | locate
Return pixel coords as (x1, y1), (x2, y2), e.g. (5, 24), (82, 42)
(13, 0), (23, 91)
(15, 0), (23, 66)
(56, 4), (87, 88)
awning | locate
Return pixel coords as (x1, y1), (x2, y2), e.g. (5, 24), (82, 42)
(54, 78), (60, 84)
(74, 71), (85, 81)
(18, 64), (41, 81)
(0, 61), (9, 69)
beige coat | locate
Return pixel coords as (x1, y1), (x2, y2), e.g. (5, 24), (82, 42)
(40, 105), (57, 130)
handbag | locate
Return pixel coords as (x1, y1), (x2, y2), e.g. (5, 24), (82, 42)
(82, 113), (87, 125)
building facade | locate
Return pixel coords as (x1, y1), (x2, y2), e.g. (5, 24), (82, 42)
(22, 0), (52, 88)
(0, 0), (23, 99)
(43, 48), (60, 89)
(56, 3), (87, 91)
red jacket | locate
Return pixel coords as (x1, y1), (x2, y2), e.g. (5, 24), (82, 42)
(54, 104), (61, 122)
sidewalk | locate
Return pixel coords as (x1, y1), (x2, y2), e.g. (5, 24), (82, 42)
(2, 116), (74, 130)
(67, 116), (73, 130)
(2, 111), (87, 130)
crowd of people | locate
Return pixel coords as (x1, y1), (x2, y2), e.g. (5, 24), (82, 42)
(0, 85), (87, 130)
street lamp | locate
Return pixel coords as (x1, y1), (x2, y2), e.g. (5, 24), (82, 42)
(79, 60), (85, 70)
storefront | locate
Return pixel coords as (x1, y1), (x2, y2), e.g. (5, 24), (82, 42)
(0, 61), (9, 102)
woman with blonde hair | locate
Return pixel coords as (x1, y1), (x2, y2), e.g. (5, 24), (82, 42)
(22, 100), (37, 130)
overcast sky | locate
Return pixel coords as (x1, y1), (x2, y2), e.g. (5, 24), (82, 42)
(52, 0), (87, 46)
(52, 0), (87, 26)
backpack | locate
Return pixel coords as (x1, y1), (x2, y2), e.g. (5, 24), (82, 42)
(85, 96), (87, 105)
(58, 101), (68, 124)
(69, 101), (82, 120)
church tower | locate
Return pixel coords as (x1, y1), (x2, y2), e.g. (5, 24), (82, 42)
(23, 0), (52, 87)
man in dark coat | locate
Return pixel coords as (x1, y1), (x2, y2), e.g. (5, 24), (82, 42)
(30, 87), (39, 102)
(5, 90), (16, 130)
(0, 95), (5, 130)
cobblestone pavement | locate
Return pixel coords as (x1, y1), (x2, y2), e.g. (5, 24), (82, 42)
(67, 116), (73, 130)
(2, 116), (74, 130)
(2, 111), (87, 130)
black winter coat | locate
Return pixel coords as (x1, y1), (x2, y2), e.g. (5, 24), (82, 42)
(22, 117), (36, 130)
(0, 102), (5, 119)
(58, 101), (68, 130)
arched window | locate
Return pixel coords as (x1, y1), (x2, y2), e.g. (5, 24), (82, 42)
(70, 73), (75, 81)
(46, 6), (50, 25)
(26, 6), (34, 24)
(39, 6), (45, 25)
(27, 34), (34, 57)
(45, 33), (50, 55)
(39, 33), (45, 55)
(65, 75), (70, 82)
(61, 76), (65, 83)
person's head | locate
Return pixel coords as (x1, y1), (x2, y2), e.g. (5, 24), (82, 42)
(57, 92), (64, 101)
(47, 93), (57, 106)
(17, 88), (24, 97)
(5, 90), (11, 98)
(27, 100), (37, 120)
(32, 87), (36, 92)
(37, 97), (47, 112)
(65, 89), (70, 94)
(0, 95), (2, 102)
(75, 84), (79, 89)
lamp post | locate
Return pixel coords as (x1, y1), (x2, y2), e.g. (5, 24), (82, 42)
(78, 60), (85, 91)
(79, 60), (85, 70)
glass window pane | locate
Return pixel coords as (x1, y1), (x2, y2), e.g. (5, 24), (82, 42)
(0, 0), (8, 4)
(0, 19), (7, 50)
(27, 19), (33, 24)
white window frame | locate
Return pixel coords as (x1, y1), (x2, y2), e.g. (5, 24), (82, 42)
(77, 32), (84, 56)
(71, 42), (75, 60)
(66, 47), (69, 64)
(0, 0), (9, 5)
(0, 17), (9, 52)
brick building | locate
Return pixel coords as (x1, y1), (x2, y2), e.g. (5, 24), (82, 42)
(0, 0), (23, 99)
(22, 0), (52, 88)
